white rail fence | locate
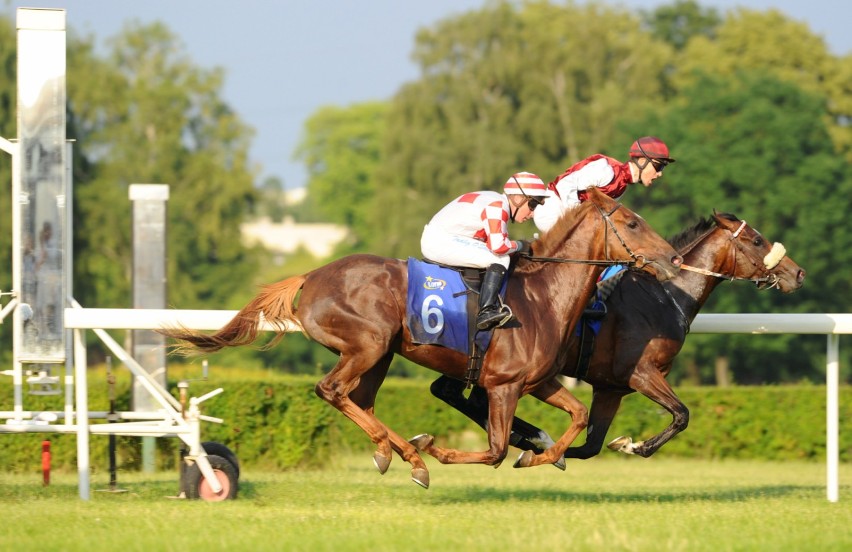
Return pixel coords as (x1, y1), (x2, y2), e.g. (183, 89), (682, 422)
(65, 309), (851, 502)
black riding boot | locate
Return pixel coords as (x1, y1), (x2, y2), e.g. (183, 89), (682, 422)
(476, 263), (512, 330)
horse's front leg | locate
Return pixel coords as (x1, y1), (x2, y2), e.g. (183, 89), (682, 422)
(565, 388), (626, 459)
(514, 378), (588, 468)
(410, 382), (521, 467)
(611, 366), (688, 458)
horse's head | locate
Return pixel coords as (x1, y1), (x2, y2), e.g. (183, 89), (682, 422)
(712, 212), (805, 292)
(536, 187), (683, 282)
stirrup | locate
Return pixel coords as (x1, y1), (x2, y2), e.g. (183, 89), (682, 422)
(476, 305), (513, 331)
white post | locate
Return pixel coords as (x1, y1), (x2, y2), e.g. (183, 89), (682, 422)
(73, 327), (89, 500)
(64, 141), (74, 428)
(826, 334), (839, 502)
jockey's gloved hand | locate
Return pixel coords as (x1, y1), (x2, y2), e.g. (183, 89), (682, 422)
(515, 240), (533, 256)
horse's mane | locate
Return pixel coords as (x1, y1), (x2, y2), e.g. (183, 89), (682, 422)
(535, 199), (597, 257)
(667, 212), (739, 251)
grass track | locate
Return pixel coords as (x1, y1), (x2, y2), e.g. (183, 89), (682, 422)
(1, 456), (850, 551)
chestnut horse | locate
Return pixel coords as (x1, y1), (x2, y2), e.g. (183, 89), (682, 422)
(431, 211), (805, 461)
(160, 188), (682, 488)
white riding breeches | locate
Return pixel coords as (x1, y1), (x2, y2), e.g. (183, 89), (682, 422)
(421, 224), (511, 269)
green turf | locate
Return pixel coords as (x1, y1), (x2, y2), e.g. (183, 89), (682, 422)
(1, 456), (850, 551)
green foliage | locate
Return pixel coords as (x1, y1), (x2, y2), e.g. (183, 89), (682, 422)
(3, 377), (849, 474)
(67, 22), (261, 311)
(641, 0), (721, 52)
(672, 7), (852, 161)
(295, 102), (387, 252)
(374, 0), (675, 257)
(519, 384), (850, 461)
(0, 16), (15, 365)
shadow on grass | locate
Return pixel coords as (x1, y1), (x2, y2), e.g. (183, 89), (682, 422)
(424, 484), (824, 504)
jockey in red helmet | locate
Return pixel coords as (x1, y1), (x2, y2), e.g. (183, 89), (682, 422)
(533, 136), (675, 233)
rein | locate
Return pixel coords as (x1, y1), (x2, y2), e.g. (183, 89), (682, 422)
(521, 203), (644, 268)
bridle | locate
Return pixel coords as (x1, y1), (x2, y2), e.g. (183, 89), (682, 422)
(678, 219), (784, 289)
(521, 203), (649, 268)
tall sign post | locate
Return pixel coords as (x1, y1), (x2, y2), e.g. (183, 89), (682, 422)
(129, 184), (169, 472)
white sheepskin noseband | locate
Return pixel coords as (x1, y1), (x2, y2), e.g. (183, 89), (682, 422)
(764, 242), (786, 270)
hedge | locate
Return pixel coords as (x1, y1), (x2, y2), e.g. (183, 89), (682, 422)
(1, 376), (849, 473)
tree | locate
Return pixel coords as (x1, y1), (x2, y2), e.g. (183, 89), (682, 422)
(673, 7), (852, 162)
(67, 22), (260, 309)
(376, 0), (675, 257)
(641, 0), (721, 52)
(294, 102), (387, 252)
(0, 16), (17, 363)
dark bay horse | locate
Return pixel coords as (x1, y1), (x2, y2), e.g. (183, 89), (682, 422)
(160, 188), (682, 488)
(432, 211), (805, 461)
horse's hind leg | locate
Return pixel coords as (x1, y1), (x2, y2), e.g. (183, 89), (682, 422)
(315, 353), (396, 474)
(350, 357), (431, 488)
(514, 378), (588, 468)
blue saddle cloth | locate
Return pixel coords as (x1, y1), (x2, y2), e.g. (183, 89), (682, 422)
(406, 258), (494, 355)
(576, 264), (627, 336)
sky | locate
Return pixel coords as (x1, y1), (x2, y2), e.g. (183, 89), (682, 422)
(4, 1), (850, 191)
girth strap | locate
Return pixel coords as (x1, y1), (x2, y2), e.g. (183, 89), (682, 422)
(462, 267), (485, 389)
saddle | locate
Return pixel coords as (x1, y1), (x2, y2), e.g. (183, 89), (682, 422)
(407, 258), (504, 388)
(573, 266), (627, 380)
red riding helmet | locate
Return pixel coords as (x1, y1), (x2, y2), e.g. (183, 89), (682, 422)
(629, 136), (675, 164)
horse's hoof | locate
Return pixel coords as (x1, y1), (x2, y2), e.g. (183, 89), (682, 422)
(411, 468), (430, 489)
(607, 435), (635, 454)
(408, 433), (434, 451)
(553, 456), (566, 471)
(513, 450), (534, 468)
(373, 452), (391, 474)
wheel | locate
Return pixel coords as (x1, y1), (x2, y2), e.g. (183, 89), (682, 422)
(202, 441), (240, 478)
(185, 454), (239, 501)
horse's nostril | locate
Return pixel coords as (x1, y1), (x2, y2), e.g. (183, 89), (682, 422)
(798, 269), (806, 283)
(672, 255), (683, 267)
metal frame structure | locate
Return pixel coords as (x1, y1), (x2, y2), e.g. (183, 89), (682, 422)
(0, 7), (227, 500)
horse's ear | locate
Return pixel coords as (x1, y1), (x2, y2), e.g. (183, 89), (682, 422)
(586, 186), (610, 205)
(712, 211), (739, 231)
(712, 209), (722, 225)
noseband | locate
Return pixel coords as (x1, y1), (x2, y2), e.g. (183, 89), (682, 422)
(679, 220), (785, 289)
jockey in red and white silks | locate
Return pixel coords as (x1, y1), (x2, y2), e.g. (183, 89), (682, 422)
(421, 171), (549, 330)
(534, 136), (676, 233)
(421, 172), (547, 269)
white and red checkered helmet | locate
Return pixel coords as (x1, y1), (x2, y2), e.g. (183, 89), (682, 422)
(504, 172), (547, 197)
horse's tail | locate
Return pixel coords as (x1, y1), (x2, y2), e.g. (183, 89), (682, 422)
(159, 274), (307, 354)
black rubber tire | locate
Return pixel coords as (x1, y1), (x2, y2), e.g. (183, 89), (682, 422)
(185, 454), (239, 501)
(202, 441), (240, 478)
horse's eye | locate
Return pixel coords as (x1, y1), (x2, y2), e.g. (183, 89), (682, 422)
(628, 220), (639, 230)
(753, 237), (763, 247)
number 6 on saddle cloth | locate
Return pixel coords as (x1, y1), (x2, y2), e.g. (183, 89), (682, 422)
(406, 258), (502, 355)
